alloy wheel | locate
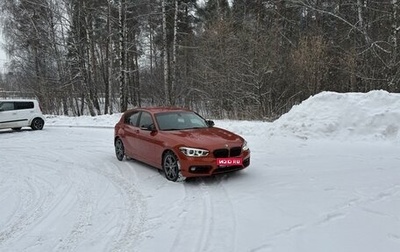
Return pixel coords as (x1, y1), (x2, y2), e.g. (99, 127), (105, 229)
(115, 138), (125, 161)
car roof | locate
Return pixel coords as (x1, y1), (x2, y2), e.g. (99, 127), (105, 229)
(128, 107), (193, 114)
(0, 99), (38, 102)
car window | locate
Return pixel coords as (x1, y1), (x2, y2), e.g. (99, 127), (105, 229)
(138, 112), (154, 128)
(0, 102), (15, 111)
(14, 102), (34, 110)
(156, 112), (208, 130)
(125, 111), (140, 126)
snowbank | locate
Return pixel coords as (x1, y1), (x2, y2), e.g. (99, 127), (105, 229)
(45, 114), (121, 128)
(270, 90), (400, 141)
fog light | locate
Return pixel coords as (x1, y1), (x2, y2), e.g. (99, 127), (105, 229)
(190, 167), (197, 172)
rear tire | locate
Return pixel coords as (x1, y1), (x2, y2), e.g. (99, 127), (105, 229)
(31, 118), (44, 130)
(115, 138), (125, 161)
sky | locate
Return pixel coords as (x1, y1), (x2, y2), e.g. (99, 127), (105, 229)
(0, 90), (399, 252)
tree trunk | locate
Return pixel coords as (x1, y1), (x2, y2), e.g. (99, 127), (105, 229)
(162, 0), (170, 105)
(104, 0), (112, 114)
(119, 0), (127, 112)
(390, 0), (399, 91)
(171, 0), (178, 105)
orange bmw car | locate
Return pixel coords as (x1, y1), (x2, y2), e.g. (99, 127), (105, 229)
(114, 107), (250, 181)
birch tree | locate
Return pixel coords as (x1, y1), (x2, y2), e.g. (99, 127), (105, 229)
(104, 0), (114, 114)
(162, 0), (170, 105)
(118, 0), (127, 112)
(389, 0), (400, 91)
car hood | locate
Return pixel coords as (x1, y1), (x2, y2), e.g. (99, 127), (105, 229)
(161, 127), (244, 149)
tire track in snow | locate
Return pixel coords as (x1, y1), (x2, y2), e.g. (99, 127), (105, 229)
(202, 176), (237, 252)
(64, 130), (147, 252)
(315, 184), (400, 227)
(0, 150), (88, 251)
(95, 161), (147, 252)
(10, 147), (101, 252)
(170, 176), (236, 252)
(0, 168), (57, 248)
(260, 183), (400, 250)
(167, 179), (212, 252)
(51, 148), (147, 252)
(55, 165), (97, 251)
(1, 128), (147, 251)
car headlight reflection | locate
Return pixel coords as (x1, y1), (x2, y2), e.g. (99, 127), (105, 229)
(242, 140), (249, 151)
(179, 147), (209, 157)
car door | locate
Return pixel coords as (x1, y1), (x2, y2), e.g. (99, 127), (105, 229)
(0, 101), (18, 129)
(14, 101), (35, 127)
(135, 112), (163, 167)
(121, 110), (140, 159)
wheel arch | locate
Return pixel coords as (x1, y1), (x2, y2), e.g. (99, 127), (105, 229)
(29, 116), (44, 124)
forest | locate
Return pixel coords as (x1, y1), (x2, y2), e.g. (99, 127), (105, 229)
(0, 0), (399, 119)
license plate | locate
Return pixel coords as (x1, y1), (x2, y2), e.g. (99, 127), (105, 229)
(217, 157), (243, 166)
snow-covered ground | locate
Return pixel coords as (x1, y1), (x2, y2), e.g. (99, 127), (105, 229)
(1, 90), (399, 252)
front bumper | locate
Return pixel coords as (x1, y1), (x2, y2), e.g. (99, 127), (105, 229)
(178, 150), (250, 177)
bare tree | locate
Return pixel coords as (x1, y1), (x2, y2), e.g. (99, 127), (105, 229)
(118, 0), (127, 112)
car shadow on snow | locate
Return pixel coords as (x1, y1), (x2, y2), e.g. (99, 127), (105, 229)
(0, 128), (34, 134)
(185, 171), (248, 185)
(122, 156), (250, 184)
(124, 157), (166, 177)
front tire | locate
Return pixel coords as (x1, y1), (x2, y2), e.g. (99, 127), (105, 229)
(163, 151), (185, 182)
(31, 118), (44, 130)
(115, 138), (125, 161)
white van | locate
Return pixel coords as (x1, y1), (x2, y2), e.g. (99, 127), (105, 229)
(0, 99), (45, 131)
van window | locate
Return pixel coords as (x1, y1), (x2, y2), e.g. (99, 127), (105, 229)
(15, 102), (34, 110)
(0, 102), (15, 111)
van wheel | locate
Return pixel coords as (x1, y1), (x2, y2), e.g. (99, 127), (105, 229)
(31, 118), (44, 130)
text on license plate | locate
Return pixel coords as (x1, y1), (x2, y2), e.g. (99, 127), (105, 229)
(217, 157), (243, 166)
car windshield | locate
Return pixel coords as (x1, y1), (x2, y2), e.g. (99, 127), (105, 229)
(155, 111), (208, 131)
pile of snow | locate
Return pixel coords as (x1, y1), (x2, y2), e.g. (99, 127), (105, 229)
(270, 90), (400, 141)
(45, 114), (121, 128)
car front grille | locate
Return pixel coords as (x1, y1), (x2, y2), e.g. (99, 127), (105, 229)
(230, 147), (242, 157)
(213, 147), (242, 158)
(213, 149), (229, 158)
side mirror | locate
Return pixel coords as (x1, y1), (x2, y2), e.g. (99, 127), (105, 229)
(206, 120), (214, 127)
(141, 124), (156, 132)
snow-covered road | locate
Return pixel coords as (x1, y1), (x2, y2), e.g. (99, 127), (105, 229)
(1, 90), (400, 251)
(0, 127), (147, 251)
(1, 126), (399, 252)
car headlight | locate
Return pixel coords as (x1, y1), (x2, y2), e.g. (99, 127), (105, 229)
(242, 140), (249, 151)
(179, 147), (209, 157)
